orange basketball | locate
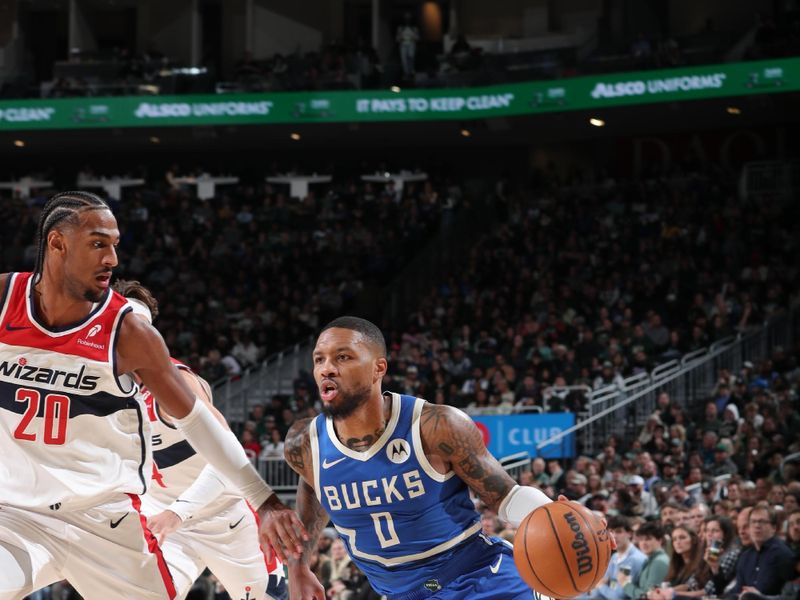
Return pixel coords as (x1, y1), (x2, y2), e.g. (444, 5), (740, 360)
(513, 501), (612, 599)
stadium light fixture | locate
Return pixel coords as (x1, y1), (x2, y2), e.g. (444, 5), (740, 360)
(13, 140), (25, 147)
(149, 136), (160, 144)
(390, 86), (401, 93)
(726, 107), (742, 115)
(589, 118), (605, 127)
(290, 132), (301, 140)
(460, 128), (471, 137)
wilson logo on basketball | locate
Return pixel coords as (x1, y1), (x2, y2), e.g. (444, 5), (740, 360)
(564, 512), (593, 576)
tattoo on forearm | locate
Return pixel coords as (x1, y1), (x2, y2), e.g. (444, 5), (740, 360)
(295, 481), (329, 562)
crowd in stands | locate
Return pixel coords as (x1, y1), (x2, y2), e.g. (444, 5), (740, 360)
(487, 346), (800, 600)
(230, 342), (800, 599)
(745, 11), (800, 61)
(11, 161), (800, 599)
(368, 171), (796, 415)
(0, 169), (460, 386)
(222, 166), (799, 598)
(6, 7), (799, 100)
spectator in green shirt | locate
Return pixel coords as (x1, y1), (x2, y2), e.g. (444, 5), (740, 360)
(619, 522), (670, 599)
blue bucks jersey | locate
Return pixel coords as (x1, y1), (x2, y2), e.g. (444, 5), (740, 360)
(312, 393), (482, 595)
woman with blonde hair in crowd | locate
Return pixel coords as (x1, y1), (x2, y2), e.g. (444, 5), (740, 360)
(669, 423), (686, 446)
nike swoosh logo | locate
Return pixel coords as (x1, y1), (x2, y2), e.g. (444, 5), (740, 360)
(322, 457), (346, 469)
(110, 513), (129, 529)
(229, 516), (245, 530)
(174, 499), (191, 503)
(489, 555), (503, 574)
(5, 324), (30, 331)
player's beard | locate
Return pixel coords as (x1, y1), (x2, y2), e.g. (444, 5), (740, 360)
(83, 287), (104, 303)
(321, 383), (372, 419)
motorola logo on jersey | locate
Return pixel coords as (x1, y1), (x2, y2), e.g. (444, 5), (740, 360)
(386, 439), (411, 464)
(0, 359), (100, 391)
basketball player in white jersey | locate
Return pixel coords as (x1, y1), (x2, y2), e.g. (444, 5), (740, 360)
(0, 192), (307, 600)
(115, 280), (287, 600)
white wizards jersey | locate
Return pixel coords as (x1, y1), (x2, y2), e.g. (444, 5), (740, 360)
(139, 360), (239, 520)
(141, 360), (285, 579)
(0, 272), (152, 511)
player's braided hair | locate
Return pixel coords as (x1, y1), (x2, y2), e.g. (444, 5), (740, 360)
(34, 191), (110, 280)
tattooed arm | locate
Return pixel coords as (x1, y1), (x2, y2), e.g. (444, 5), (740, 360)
(279, 418), (328, 600)
(419, 403), (552, 523)
(419, 403), (516, 511)
(283, 418), (330, 560)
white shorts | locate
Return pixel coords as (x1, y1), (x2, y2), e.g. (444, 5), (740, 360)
(0, 494), (175, 600)
(160, 499), (285, 600)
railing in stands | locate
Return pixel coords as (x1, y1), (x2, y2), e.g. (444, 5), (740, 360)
(258, 456), (301, 494)
(535, 309), (798, 458)
(739, 160), (800, 201)
(213, 335), (314, 423)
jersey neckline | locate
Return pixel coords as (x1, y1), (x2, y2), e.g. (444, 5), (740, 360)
(25, 273), (112, 336)
(325, 392), (401, 461)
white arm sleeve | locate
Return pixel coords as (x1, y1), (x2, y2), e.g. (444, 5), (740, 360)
(173, 399), (272, 510)
(498, 485), (552, 527)
(167, 464), (227, 521)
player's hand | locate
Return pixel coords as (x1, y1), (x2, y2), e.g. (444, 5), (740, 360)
(258, 494), (309, 562)
(147, 510), (182, 545)
(601, 517), (617, 550)
(288, 563), (325, 600)
(556, 495), (617, 550)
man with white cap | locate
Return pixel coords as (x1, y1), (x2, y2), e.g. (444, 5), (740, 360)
(628, 474), (658, 517)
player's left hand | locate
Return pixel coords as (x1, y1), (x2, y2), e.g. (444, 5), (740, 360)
(258, 495), (309, 562)
(288, 563), (326, 600)
(556, 495), (617, 550)
(147, 510), (182, 545)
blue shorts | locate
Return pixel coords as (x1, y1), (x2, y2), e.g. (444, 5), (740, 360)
(388, 535), (543, 600)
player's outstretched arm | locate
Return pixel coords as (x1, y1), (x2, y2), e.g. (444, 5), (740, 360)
(148, 371), (230, 542)
(260, 418), (326, 600)
(116, 314), (308, 557)
(419, 403), (551, 525)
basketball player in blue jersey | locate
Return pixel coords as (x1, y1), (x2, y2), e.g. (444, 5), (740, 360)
(262, 316), (602, 600)
(0, 191), (306, 600)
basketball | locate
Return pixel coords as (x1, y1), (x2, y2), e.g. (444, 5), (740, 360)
(513, 501), (612, 599)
